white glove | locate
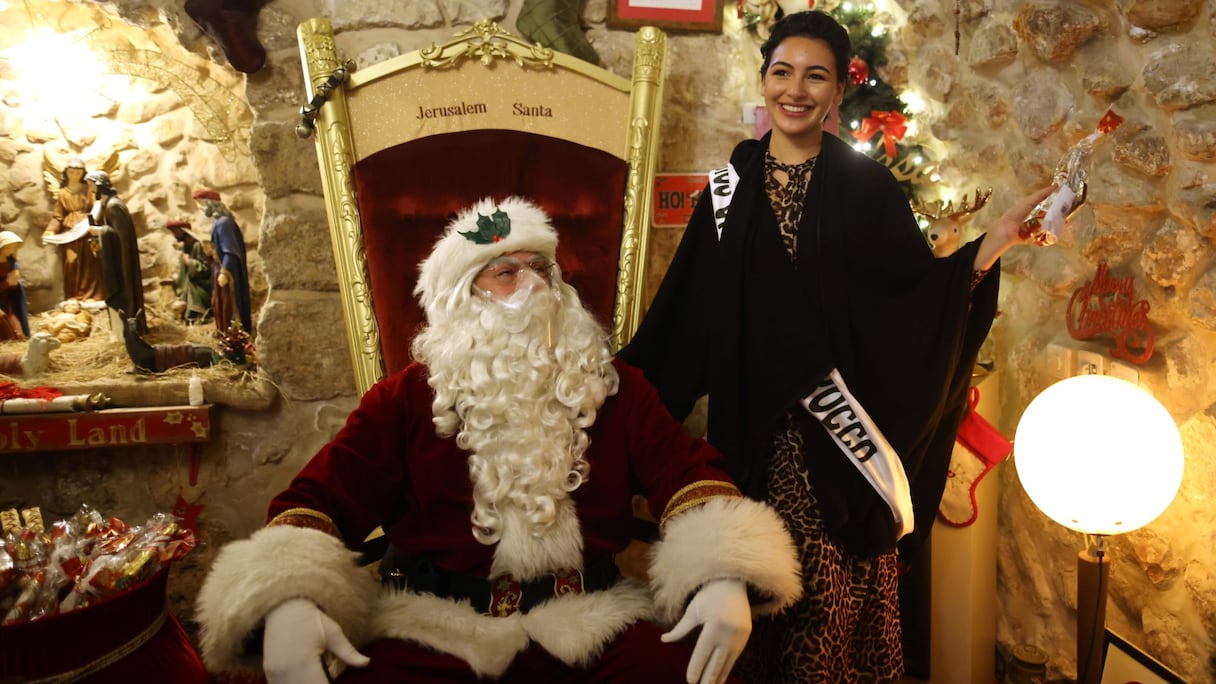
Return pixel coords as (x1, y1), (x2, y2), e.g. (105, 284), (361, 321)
(660, 579), (752, 684)
(263, 598), (370, 683)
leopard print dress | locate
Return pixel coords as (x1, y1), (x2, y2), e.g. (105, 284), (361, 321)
(734, 152), (904, 683)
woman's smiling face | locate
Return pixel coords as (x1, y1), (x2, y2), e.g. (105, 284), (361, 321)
(760, 35), (845, 144)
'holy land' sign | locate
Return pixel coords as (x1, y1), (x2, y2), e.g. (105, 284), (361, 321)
(0, 405), (211, 454)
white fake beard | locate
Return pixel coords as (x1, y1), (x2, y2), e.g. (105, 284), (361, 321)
(412, 281), (619, 577)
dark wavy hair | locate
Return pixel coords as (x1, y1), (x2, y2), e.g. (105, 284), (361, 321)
(759, 10), (851, 85)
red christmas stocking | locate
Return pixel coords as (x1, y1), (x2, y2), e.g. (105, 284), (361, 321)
(185, 0), (268, 73)
(938, 386), (1012, 527)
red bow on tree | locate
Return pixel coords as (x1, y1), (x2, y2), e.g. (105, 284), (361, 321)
(851, 110), (908, 159)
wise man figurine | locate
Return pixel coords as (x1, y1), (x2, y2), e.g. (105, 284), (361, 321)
(165, 219), (213, 324)
(192, 189), (251, 335)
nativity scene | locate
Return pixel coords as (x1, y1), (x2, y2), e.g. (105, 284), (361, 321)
(1, 1), (1214, 683)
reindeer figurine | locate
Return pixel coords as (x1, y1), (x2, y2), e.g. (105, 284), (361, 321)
(121, 312), (216, 374)
(912, 188), (994, 258)
(0, 332), (63, 377)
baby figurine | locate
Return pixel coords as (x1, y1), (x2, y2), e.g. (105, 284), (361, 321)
(41, 299), (94, 344)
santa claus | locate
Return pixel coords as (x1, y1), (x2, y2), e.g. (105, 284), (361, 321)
(196, 196), (802, 683)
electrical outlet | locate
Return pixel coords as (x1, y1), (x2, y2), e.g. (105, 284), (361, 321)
(1045, 343), (1074, 379)
(1109, 360), (1140, 385)
(1075, 349), (1106, 376)
(742, 103), (758, 124)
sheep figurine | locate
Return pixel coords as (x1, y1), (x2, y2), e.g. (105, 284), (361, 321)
(0, 332), (63, 377)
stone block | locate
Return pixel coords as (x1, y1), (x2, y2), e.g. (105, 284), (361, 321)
(256, 294), (356, 401)
(250, 119), (322, 199)
(259, 204), (341, 292)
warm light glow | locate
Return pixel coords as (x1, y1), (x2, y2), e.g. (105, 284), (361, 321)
(1014, 374), (1184, 536)
(3, 27), (104, 112)
(900, 90), (927, 115)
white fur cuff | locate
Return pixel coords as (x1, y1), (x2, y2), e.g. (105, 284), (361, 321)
(648, 496), (802, 624)
(194, 525), (378, 672)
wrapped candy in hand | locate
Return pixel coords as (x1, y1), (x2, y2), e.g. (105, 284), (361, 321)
(1020, 108), (1125, 246)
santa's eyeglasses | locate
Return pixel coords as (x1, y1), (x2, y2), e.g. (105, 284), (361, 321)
(476, 255), (555, 286)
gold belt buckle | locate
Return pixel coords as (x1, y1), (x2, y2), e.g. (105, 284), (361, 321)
(490, 575), (522, 617)
(552, 567), (585, 596)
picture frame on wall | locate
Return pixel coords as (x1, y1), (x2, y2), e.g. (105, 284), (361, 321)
(607, 0), (724, 33)
(1101, 630), (1188, 684)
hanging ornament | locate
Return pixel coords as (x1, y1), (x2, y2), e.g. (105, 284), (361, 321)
(847, 56), (870, 86)
(738, 0), (766, 28)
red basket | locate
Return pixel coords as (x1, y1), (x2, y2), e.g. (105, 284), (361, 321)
(0, 566), (206, 682)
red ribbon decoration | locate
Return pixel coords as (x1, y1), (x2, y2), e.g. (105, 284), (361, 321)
(851, 110), (908, 159)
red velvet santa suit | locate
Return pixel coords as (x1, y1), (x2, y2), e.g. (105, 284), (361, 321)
(196, 360), (802, 682)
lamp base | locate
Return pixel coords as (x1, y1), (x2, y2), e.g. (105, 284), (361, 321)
(1077, 547), (1110, 684)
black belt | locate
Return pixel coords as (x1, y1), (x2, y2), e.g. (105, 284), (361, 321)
(380, 546), (620, 617)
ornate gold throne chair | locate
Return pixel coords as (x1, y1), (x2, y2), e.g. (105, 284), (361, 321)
(296, 19), (667, 396)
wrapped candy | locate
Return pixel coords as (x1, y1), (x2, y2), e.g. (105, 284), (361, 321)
(59, 512), (195, 613)
(1020, 108), (1125, 246)
(4, 528), (48, 574)
(0, 547), (16, 596)
(0, 506), (195, 623)
(2, 565), (72, 624)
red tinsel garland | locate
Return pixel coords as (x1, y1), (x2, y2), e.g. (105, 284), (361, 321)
(0, 383), (63, 401)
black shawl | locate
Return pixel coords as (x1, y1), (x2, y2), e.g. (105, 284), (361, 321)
(619, 133), (998, 558)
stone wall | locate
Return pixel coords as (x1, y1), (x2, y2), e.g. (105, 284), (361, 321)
(949, 1), (1216, 681)
(0, 0), (1212, 681)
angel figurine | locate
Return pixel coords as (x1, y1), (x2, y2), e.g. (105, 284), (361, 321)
(42, 153), (117, 302)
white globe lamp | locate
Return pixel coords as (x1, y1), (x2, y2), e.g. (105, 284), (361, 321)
(1014, 373), (1184, 684)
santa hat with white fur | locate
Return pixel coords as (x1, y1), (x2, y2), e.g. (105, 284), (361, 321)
(414, 196), (559, 312)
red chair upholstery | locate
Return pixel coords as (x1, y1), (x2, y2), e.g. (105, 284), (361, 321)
(353, 130), (627, 375)
(298, 18), (667, 394)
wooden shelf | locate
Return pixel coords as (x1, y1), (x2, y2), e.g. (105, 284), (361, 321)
(0, 405), (212, 454)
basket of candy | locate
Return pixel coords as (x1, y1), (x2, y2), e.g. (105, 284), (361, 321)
(0, 506), (206, 682)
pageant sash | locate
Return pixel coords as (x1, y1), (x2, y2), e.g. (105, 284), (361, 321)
(709, 164), (739, 241)
(801, 369), (914, 539)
